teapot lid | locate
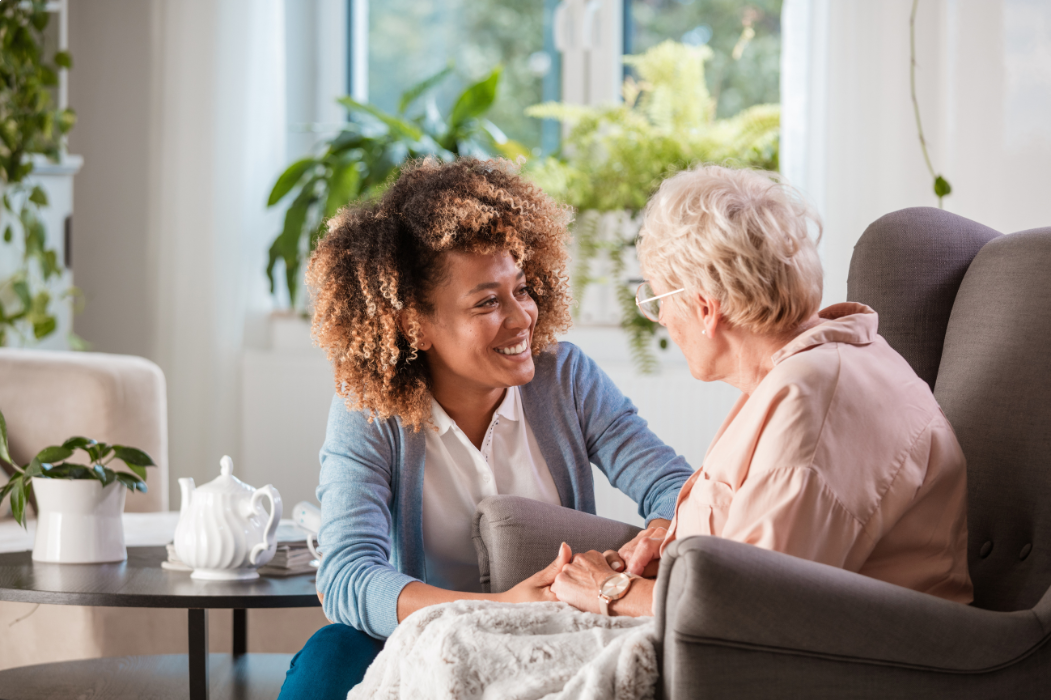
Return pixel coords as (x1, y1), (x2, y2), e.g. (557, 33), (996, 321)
(196, 456), (255, 496)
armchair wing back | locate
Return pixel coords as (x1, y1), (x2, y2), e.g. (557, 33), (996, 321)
(847, 206), (1000, 389)
(0, 348), (169, 513)
(933, 227), (1051, 612)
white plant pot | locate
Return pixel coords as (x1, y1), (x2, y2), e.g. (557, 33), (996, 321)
(32, 479), (127, 564)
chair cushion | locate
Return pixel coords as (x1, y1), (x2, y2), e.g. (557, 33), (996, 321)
(934, 227), (1051, 611)
(847, 207), (1000, 389)
(473, 495), (641, 593)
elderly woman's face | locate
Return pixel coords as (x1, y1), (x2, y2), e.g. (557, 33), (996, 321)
(650, 277), (718, 381)
(418, 250), (538, 395)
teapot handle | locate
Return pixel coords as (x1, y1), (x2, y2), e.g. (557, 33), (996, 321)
(248, 485), (283, 567)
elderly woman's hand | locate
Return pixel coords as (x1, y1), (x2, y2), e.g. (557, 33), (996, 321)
(617, 520), (669, 577)
(550, 550), (620, 615)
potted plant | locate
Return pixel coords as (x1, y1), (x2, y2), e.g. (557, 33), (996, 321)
(525, 40), (780, 372)
(0, 1), (80, 347)
(265, 64), (527, 312)
(0, 407), (155, 563)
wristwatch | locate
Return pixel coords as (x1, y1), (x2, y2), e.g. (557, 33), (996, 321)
(597, 572), (637, 616)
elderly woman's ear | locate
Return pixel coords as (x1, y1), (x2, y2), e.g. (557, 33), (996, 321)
(671, 290), (722, 338)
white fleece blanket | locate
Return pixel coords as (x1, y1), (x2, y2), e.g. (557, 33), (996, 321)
(347, 601), (658, 700)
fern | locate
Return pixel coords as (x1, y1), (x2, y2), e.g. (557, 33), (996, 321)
(525, 41), (779, 373)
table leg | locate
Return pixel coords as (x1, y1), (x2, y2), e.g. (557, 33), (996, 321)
(233, 608), (247, 656)
(188, 608), (209, 700)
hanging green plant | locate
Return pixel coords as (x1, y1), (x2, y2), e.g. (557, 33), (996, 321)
(265, 64), (528, 310)
(0, 0), (77, 347)
(526, 40), (780, 372)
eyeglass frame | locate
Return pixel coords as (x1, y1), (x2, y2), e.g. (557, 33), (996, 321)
(635, 281), (686, 322)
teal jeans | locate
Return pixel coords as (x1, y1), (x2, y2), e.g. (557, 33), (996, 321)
(278, 624), (384, 700)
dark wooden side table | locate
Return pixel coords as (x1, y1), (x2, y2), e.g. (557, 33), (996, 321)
(0, 546), (321, 700)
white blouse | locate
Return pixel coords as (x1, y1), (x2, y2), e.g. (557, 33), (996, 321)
(421, 386), (561, 592)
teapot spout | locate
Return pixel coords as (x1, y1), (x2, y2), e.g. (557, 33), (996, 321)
(178, 478), (196, 518)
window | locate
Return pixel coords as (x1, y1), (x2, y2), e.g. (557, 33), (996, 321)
(628, 0), (782, 118)
(352, 0), (556, 153)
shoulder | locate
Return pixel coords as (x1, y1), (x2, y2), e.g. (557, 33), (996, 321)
(323, 393), (406, 460)
(530, 341), (599, 386)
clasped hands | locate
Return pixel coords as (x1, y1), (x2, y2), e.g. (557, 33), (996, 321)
(500, 521), (669, 616)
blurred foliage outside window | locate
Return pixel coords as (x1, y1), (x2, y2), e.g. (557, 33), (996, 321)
(630, 0), (782, 120)
(368, 0), (547, 153)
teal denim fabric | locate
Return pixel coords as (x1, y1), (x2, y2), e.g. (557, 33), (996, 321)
(277, 624), (382, 700)
(315, 342), (694, 638)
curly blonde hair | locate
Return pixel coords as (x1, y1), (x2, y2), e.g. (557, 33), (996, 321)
(307, 157), (573, 430)
(638, 165), (823, 335)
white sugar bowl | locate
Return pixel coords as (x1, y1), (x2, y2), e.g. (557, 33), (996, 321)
(174, 456), (283, 580)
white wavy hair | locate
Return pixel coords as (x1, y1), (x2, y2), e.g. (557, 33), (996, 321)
(637, 165), (823, 335)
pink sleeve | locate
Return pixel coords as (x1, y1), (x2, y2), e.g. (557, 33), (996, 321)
(719, 466), (863, 568)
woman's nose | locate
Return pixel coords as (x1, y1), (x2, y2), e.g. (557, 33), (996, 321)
(505, 297), (532, 329)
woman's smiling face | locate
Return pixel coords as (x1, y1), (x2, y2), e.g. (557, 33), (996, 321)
(417, 249), (539, 396)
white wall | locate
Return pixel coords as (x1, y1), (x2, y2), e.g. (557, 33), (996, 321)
(782, 0), (1051, 307)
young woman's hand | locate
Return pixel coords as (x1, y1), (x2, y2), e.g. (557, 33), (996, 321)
(617, 520), (670, 577)
(498, 542), (574, 604)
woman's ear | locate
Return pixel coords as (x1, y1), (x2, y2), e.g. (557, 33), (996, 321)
(398, 309), (431, 352)
(691, 293), (723, 338)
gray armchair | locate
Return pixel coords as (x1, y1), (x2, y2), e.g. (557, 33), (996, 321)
(473, 208), (1051, 698)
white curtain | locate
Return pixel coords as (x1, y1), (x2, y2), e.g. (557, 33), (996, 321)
(149, 0), (286, 491)
(780, 0), (1051, 307)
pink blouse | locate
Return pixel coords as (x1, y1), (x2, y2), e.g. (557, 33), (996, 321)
(661, 303), (973, 603)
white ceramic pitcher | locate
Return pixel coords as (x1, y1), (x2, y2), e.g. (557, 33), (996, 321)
(174, 456), (282, 580)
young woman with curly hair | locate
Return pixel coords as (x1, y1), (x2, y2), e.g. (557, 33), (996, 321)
(277, 158), (693, 700)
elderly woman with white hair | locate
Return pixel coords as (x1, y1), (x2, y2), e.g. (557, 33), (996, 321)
(551, 165), (974, 617)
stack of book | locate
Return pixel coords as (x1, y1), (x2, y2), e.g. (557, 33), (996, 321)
(163, 521), (318, 577)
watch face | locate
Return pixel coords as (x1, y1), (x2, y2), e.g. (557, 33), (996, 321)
(599, 573), (632, 599)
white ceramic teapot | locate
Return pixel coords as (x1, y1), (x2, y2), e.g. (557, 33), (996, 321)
(174, 456), (283, 580)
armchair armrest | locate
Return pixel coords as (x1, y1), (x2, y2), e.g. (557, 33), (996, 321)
(473, 495), (641, 593)
(655, 536), (1051, 675)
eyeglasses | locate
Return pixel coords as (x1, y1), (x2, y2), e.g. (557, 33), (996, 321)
(635, 281), (685, 322)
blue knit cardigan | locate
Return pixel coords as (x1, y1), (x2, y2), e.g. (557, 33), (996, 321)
(315, 342), (694, 638)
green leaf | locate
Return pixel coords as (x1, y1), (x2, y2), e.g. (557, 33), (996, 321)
(324, 161), (361, 218)
(0, 408), (10, 465)
(266, 185), (315, 300)
(112, 445), (155, 468)
(28, 185), (48, 207)
(397, 62), (454, 115)
(44, 463), (93, 480)
(62, 436), (95, 451)
(337, 97), (423, 141)
(32, 313), (56, 340)
(934, 176), (952, 199)
(447, 67), (502, 137)
(54, 50), (72, 69)
(94, 465), (116, 487)
(115, 472), (148, 493)
(267, 158), (317, 207)
(3, 225), (11, 243)
(58, 109), (76, 134)
(24, 458), (44, 478)
(13, 279), (31, 310)
(95, 443), (113, 462)
(10, 476), (27, 528)
(34, 445), (73, 464)
(127, 464), (148, 480)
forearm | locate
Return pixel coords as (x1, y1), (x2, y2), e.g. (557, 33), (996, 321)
(609, 577), (655, 617)
(396, 581), (499, 622)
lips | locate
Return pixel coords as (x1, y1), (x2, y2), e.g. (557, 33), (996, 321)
(495, 339), (529, 356)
